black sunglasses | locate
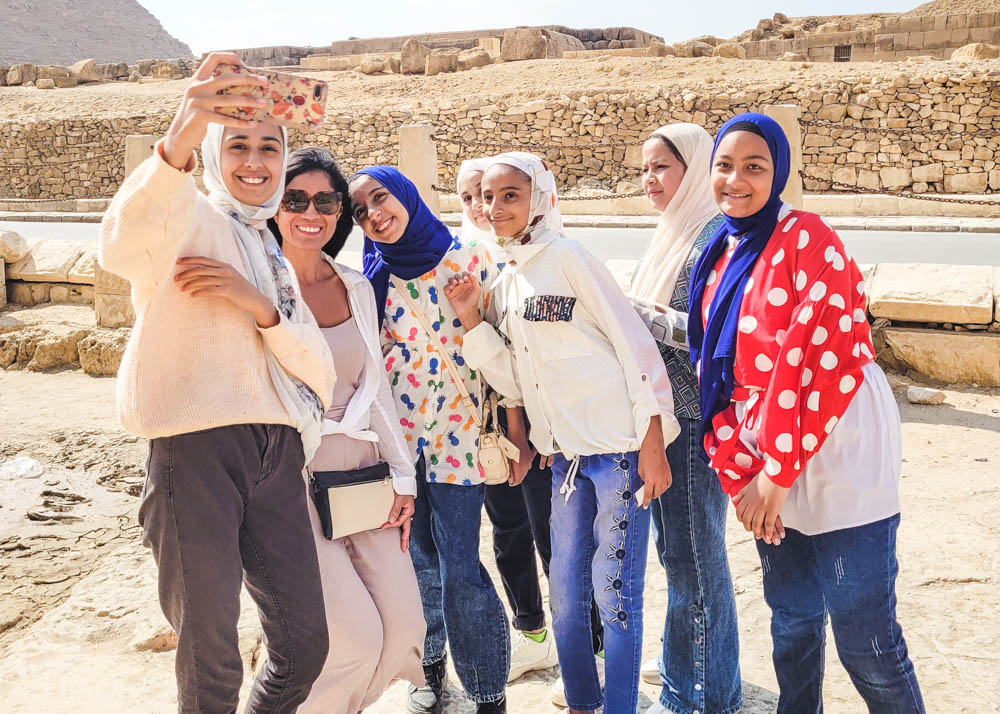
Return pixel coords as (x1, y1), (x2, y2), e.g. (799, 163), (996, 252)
(280, 189), (342, 215)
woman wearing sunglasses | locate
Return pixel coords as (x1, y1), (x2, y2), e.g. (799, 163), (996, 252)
(269, 147), (426, 714)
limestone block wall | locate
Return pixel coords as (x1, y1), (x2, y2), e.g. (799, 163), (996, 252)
(875, 12), (1000, 61)
(3, 71), (1000, 200)
(740, 12), (1000, 62)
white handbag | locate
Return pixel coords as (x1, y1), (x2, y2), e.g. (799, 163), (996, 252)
(391, 277), (520, 485)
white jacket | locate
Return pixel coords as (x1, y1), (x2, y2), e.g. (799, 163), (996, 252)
(317, 258), (417, 496)
(462, 228), (680, 459)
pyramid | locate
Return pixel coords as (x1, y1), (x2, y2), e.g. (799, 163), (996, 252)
(0, 0), (192, 65)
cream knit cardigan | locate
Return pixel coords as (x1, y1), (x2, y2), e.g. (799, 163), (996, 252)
(99, 151), (335, 439)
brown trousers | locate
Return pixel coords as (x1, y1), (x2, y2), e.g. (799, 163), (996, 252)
(140, 424), (328, 713)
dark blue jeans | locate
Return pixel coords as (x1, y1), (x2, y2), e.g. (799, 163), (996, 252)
(650, 417), (743, 714)
(756, 514), (925, 714)
(549, 452), (650, 714)
(409, 458), (510, 703)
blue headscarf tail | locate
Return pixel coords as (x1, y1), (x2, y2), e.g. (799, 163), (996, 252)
(356, 166), (454, 324)
(687, 113), (791, 449)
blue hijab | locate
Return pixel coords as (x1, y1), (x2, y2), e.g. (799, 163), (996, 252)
(357, 166), (454, 324)
(687, 113), (791, 445)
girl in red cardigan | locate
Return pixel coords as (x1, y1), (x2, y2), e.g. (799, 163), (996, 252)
(688, 113), (925, 714)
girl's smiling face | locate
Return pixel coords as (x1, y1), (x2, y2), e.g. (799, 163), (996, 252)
(641, 136), (687, 212)
(349, 174), (409, 244)
(275, 170), (341, 251)
(482, 164), (532, 238)
(219, 123), (284, 206)
(711, 130), (774, 219)
(459, 170), (491, 231)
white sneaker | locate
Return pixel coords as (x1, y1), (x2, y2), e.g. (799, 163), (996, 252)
(550, 654), (605, 708)
(645, 700), (671, 713)
(640, 657), (661, 685)
(508, 630), (559, 683)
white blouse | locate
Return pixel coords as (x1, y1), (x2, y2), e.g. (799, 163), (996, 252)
(462, 228), (680, 460)
(736, 361), (901, 535)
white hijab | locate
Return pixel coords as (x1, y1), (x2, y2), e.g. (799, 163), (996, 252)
(201, 123), (325, 462)
(484, 152), (564, 245)
(630, 123), (720, 308)
(457, 158), (496, 244)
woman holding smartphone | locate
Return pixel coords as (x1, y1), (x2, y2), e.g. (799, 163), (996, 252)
(100, 53), (334, 712)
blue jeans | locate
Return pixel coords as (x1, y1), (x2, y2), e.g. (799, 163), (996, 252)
(756, 515), (925, 714)
(409, 459), (510, 703)
(549, 452), (650, 714)
(650, 417), (743, 714)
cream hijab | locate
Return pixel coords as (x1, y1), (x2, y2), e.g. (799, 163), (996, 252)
(201, 122), (326, 462)
(484, 151), (564, 245)
(457, 158), (496, 244)
(630, 123), (719, 307)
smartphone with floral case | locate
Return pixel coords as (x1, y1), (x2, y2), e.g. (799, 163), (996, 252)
(212, 63), (328, 131)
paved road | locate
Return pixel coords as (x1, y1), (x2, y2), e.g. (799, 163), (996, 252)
(3, 221), (999, 266)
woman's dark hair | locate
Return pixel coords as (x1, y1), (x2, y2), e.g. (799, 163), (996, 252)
(268, 147), (354, 260)
(646, 133), (687, 169)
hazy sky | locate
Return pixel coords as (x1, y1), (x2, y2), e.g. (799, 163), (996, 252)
(140, 0), (921, 56)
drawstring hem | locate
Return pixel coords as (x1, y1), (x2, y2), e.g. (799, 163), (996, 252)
(558, 456), (581, 504)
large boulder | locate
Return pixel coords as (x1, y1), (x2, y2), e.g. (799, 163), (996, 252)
(357, 54), (389, 74)
(0, 231), (29, 263)
(457, 48), (491, 71)
(714, 43), (747, 59)
(0, 66), (8, 87)
(98, 62), (130, 80)
(137, 59), (156, 76)
(425, 49), (459, 76)
(68, 59), (99, 83)
(673, 40), (714, 58)
(501, 28), (548, 62)
(952, 43), (1000, 60)
(35, 78), (56, 90)
(7, 240), (87, 282)
(6, 64), (37, 86)
(868, 264), (995, 325)
(401, 39), (430, 74)
(647, 39), (674, 57)
(35, 65), (70, 80)
(884, 329), (1000, 386)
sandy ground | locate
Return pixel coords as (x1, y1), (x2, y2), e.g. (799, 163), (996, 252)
(3, 54), (1000, 123)
(0, 365), (998, 713)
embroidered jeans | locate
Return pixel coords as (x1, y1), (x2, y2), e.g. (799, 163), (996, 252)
(409, 458), (510, 703)
(549, 452), (650, 714)
(650, 416), (743, 714)
(756, 515), (925, 714)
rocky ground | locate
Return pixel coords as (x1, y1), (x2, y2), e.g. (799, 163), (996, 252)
(2, 54), (999, 123)
(0, 360), (997, 712)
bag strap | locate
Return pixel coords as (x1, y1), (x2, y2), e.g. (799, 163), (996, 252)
(390, 276), (483, 430)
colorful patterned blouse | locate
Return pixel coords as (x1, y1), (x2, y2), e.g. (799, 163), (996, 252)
(381, 235), (500, 486)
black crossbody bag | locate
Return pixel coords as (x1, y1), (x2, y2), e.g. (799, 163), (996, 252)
(308, 462), (394, 541)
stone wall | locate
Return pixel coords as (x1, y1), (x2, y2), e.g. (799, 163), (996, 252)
(229, 26), (661, 62)
(875, 12), (1000, 61)
(4, 70), (1000, 199)
(740, 11), (1000, 62)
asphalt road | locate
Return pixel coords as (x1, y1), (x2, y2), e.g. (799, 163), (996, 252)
(2, 221), (999, 266)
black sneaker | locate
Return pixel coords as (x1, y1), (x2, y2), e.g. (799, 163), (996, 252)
(406, 656), (448, 714)
(476, 696), (507, 713)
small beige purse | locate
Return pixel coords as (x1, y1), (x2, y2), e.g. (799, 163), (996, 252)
(391, 277), (520, 485)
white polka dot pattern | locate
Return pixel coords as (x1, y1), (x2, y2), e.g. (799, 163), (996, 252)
(694, 211), (875, 499)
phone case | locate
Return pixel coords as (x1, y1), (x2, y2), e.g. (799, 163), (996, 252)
(212, 63), (328, 131)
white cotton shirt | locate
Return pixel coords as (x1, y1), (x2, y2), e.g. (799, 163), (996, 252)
(736, 361), (901, 535)
(462, 228), (680, 459)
